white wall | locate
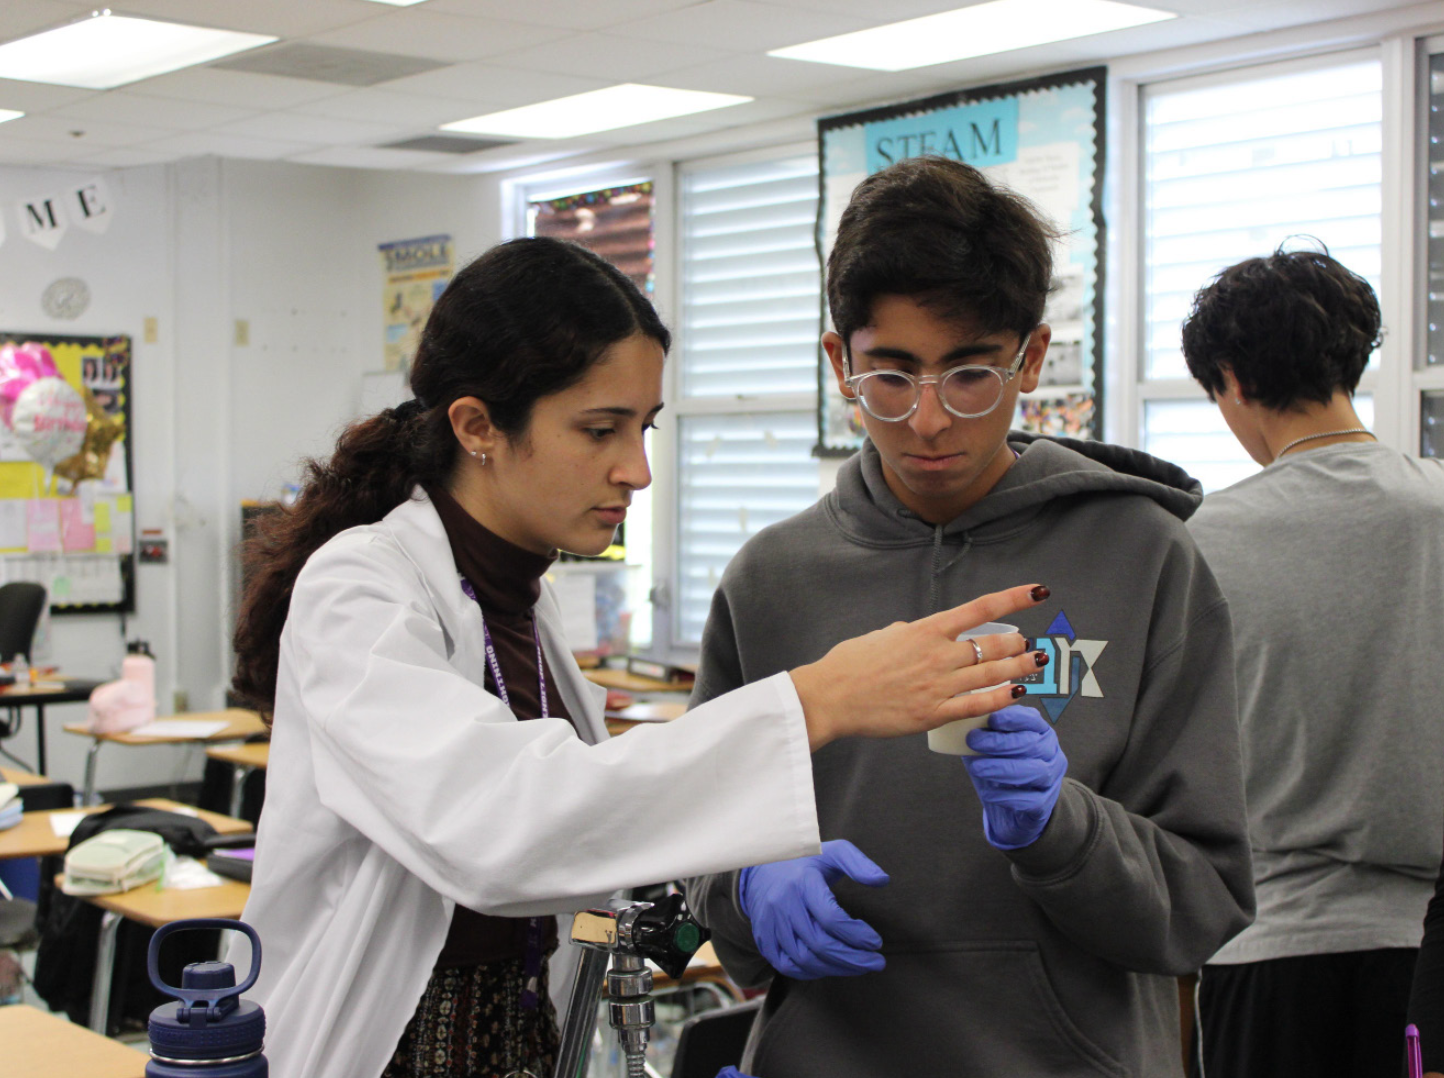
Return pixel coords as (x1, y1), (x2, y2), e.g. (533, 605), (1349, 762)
(0, 155), (502, 795)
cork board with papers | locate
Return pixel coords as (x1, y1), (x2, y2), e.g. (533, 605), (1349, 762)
(0, 332), (135, 614)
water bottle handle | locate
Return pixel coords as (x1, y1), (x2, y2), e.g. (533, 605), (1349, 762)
(148, 918), (262, 1004)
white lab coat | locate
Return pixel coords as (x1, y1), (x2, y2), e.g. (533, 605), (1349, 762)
(230, 490), (819, 1078)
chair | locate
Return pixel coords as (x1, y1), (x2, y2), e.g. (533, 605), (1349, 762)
(0, 582), (46, 665)
(670, 998), (763, 1078)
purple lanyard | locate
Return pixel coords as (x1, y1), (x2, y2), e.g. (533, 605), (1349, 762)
(460, 577), (548, 719)
(460, 577), (549, 1007)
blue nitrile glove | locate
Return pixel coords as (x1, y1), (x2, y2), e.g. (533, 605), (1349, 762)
(963, 705), (1068, 851)
(738, 839), (889, 980)
(715, 1069), (756, 1078)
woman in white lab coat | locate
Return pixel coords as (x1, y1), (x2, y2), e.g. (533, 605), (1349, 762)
(229, 237), (1044, 1078)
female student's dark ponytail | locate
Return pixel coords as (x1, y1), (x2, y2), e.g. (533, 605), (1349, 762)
(231, 237), (668, 715)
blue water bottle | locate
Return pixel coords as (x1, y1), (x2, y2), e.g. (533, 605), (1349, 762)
(145, 918), (267, 1077)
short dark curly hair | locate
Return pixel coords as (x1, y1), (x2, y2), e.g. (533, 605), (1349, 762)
(1181, 244), (1381, 410)
(827, 156), (1060, 345)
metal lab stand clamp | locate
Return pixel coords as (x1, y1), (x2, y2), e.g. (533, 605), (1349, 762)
(554, 893), (709, 1078)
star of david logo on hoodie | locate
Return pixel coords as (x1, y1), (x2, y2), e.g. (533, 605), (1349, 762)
(1017, 609), (1107, 724)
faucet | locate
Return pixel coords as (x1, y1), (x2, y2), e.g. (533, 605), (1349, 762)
(553, 893), (709, 1078)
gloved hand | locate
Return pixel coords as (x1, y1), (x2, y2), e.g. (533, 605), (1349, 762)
(963, 705), (1068, 850)
(714, 1070), (757, 1078)
(739, 839), (889, 980)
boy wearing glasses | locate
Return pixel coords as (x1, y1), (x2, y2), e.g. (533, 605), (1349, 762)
(683, 156), (1254, 1076)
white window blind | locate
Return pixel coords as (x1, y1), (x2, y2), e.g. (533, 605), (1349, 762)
(673, 151), (822, 647)
(1143, 57), (1383, 382)
(1143, 395), (1374, 494)
(680, 155), (821, 397)
(676, 411), (821, 644)
(1137, 55), (1383, 490)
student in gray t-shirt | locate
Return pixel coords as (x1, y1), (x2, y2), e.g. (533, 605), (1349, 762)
(1183, 245), (1444, 1078)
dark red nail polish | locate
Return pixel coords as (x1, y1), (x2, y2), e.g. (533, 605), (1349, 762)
(1022, 637), (1035, 651)
(1034, 651), (1048, 667)
(1030, 585), (1051, 601)
(1011, 685), (1027, 698)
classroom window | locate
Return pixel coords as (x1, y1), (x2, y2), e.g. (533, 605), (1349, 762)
(1138, 53), (1383, 490)
(671, 150), (822, 648)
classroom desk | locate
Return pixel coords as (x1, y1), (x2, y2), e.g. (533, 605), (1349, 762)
(1, 765), (50, 786)
(68, 872), (252, 1033)
(1, 1003), (148, 1078)
(604, 701), (687, 737)
(1, 678), (105, 776)
(204, 740), (270, 818)
(584, 668), (693, 694)
(64, 709), (268, 805)
(0, 797), (252, 861)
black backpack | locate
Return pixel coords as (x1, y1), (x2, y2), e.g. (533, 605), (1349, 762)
(32, 805), (222, 1033)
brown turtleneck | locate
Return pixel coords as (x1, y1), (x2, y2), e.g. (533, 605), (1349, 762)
(426, 484), (576, 967)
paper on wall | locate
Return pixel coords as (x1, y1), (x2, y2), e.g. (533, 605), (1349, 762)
(60, 499), (95, 552)
(26, 500), (60, 553)
(0, 501), (27, 549)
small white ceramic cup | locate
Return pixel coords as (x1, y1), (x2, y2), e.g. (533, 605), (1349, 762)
(927, 621), (1018, 756)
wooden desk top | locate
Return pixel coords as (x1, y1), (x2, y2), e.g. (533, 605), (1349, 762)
(0, 678), (104, 705)
(204, 741), (270, 770)
(604, 701), (687, 736)
(1, 766), (49, 786)
(78, 876), (251, 929)
(63, 708), (267, 745)
(0, 798), (252, 861)
(584, 669), (692, 694)
(1, 1004), (148, 1078)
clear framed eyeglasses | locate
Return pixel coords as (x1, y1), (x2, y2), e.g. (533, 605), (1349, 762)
(844, 333), (1032, 422)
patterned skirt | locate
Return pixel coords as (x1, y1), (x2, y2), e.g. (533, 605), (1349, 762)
(380, 955), (559, 1078)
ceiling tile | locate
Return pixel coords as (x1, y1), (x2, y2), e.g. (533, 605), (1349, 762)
(140, 130), (314, 160)
(0, 1), (88, 42)
(0, 78), (96, 112)
(107, 0), (378, 37)
(214, 111), (406, 146)
(422, 0), (702, 31)
(747, 0), (999, 18)
(660, 52), (884, 99)
(382, 62), (606, 107)
(51, 92), (258, 131)
(285, 145), (452, 170)
(132, 68), (351, 109)
(290, 88), (498, 127)
(499, 33), (735, 81)
(614, 0), (873, 52)
(1, 113), (175, 147)
(311, 11), (569, 62)
(0, 134), (94, 166)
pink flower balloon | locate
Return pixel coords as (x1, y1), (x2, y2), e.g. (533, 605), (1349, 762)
(0, 341), (61, 430)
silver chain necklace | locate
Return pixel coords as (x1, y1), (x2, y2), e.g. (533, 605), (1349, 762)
(1275, 427), (1375, 459)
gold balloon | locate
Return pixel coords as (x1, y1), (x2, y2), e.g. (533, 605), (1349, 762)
(53, 385), (125, 485)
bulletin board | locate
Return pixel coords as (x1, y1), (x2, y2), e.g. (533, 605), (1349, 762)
(0, 332), (135, 614)
(815, 66), (1107, 454)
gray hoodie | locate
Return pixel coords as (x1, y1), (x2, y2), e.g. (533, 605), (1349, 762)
(684, 434), (1254, 1078)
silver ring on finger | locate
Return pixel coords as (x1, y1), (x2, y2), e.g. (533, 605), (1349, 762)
(968, 639), (984, 665)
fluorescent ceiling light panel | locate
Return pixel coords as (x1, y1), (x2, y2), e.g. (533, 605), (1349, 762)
(769, 0), (1176, 71)
(0, 110), (23, 125)
(441, 84), (752, 139)
(0, 10), (276, 90)
(358, 0), (432, 5)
